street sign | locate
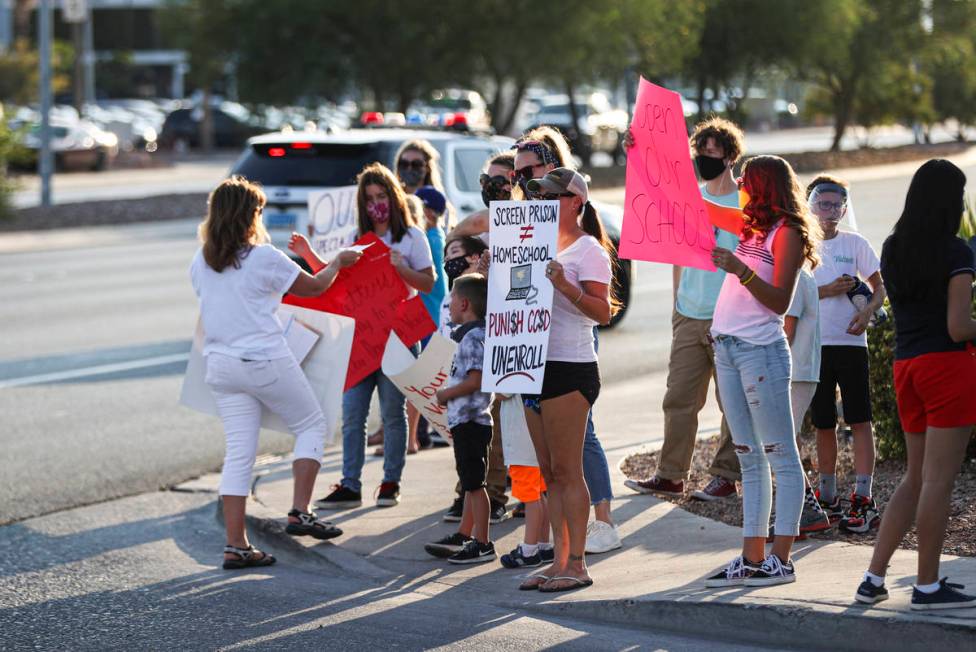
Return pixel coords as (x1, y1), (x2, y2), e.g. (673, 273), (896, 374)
(62, 0), (87, 23)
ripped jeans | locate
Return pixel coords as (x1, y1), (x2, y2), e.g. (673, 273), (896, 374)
(713, 335), (803, 537)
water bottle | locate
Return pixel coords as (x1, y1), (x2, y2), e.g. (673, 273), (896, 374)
(844, 274), (887, 327)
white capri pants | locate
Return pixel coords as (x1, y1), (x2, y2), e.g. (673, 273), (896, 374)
(205, 352), (326, 496)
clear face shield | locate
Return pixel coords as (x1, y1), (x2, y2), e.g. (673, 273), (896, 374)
(808, 182), (857, 233)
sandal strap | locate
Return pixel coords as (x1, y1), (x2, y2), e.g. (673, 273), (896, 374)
(223, 544), (255, 559)
(289, 509), (336, 531)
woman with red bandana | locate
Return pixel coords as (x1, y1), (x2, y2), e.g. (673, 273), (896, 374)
(289, 163), (434, 510)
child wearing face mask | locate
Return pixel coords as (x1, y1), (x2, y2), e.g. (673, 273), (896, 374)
(440, 236), (489, 338)
(806, 175), (886, 534)
(293, 163), (436, 511)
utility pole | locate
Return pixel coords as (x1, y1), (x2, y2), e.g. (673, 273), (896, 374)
(38, 0), (53, 207)
(0, 0), (11, 54)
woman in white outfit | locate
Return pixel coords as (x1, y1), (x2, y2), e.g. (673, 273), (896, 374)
(191, 176), (360, 569)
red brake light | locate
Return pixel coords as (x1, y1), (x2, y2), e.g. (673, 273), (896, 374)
(360, 111), (384, 125)
(452, 112), (468, 125)
(291, 142), (312, 149)
(268, 147), (286, 157)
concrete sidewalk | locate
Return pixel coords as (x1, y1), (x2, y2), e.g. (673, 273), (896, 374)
(189, 373), (976, 650)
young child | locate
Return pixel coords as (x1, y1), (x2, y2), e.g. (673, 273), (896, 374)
(427, 273), (496, 564)
(807, 176), (886, 532)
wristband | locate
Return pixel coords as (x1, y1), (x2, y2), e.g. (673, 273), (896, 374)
(741, 270), (757, 286)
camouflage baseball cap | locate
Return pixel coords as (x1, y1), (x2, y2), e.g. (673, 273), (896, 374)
(526, 167), (588, 202)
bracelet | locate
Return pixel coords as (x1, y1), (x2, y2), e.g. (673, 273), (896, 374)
(740, 270), (757, 286)
(573, 287), (585, 305)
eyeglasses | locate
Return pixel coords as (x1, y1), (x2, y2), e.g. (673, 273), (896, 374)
(398, 159), (426, 171)
(480, 174), (510, 187)
(814, 200), (846, 212)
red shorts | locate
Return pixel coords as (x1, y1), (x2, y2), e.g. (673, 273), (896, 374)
(510, 465), (547, 503)
(893, 348), (976, 433)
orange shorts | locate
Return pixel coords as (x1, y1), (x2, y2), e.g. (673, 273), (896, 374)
(510, 465), (546, 503)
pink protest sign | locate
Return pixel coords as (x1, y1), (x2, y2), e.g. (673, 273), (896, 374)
(619, 78), (716, 271)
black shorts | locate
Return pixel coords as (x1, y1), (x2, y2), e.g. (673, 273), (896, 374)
(523, 361), (601, 413)
(810, 345), (873, 428)
(451, 421), (493, 492)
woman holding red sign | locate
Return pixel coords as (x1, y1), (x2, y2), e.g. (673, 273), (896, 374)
(706, 156), (822, 588)
(290, 163), (434, 510)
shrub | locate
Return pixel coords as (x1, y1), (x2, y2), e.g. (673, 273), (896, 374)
(867, 303), (904, 460)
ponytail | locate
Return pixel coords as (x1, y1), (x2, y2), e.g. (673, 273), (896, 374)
(579, 201), (623, 316)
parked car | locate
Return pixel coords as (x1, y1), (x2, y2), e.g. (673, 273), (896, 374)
(410, 89), (492, 132)
(158, 101), (265, 150)
(11, 117), (119, 171)
(527, 92), (629, 165)
(228, 127), (632, 326)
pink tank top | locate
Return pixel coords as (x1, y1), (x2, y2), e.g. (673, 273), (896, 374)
(711, 221), (787, 345)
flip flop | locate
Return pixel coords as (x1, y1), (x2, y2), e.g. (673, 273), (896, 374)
(538, 576), (593, 593)
(518, 574), (553, 591)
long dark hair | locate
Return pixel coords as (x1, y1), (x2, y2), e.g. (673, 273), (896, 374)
(887, 159), (966, 301)
(355, 162), (412, 243)
(199, 176), (268, 273)
(578, 200), (623, 316)
(740, 155), (821, 269)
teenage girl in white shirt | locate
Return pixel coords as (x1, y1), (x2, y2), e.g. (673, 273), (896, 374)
(192, 176), (362, 569)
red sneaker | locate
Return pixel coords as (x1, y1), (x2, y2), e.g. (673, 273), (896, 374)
(624, 476), (684, 496)
(691, 475), (738, 501)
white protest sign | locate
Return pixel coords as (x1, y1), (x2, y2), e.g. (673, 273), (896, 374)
(308, 185), (359, 261)
(481, 200), (558, 393)
(179, 306), (355, 445)
(381, 332), (456, 439)
(499, 395), (537, 467)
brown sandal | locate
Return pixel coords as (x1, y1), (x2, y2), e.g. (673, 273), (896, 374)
(222, 544), (276, 570)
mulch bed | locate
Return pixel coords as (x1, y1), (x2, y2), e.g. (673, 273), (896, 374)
(620, 433), (976, 557)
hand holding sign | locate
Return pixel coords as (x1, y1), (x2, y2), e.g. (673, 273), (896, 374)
(308, 185), (359, 261)
(619, 78), (716, 271)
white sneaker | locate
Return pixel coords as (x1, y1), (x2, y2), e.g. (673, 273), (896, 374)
(584, 520), (622, 554)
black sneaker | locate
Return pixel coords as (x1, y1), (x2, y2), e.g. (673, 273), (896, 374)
(744, 554), (796, 587)
(705, 555), (761, 587)
(428, 432), (451, 448)
(855, 579), (889, 605)
(443, 497), (463, 522)
(512, 502), (526, 518)
(489, 501), (509, 524)
(424, 532), (473, 558)
(839, 494), (881, 534)
(376, 482), (400, 507)
(314, 484), (362, 510)
(539, 546), (555, 562)
(911, 578), (976, 611)
(448, 540), (496, 565)
(500, 545), (542, 568)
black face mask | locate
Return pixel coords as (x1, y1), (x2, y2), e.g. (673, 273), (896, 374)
(695, 154), (727, 181)
(481, 182), (511, 207)
(444, 255), (470, 286)
(399, 168), (425, 188)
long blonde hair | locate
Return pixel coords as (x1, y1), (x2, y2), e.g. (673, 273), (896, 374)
(395, 139), (445, 191)
(740, 156), (821, 269)
(199, 176), (269, 272)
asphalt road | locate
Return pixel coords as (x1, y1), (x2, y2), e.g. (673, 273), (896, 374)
(0, 489), (782, 651)
(3, 151), (976, 526)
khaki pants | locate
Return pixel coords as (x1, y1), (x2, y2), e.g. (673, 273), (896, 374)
(455, 402), (508, 505)
(657, 312), (741, 482)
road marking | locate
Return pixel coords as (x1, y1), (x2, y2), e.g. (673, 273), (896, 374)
(0, 353), (190, 389)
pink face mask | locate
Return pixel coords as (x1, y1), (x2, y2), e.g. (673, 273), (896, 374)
(366, 200), (390, 224)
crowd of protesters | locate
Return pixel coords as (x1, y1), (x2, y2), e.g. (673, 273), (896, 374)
(190, 115), (976, 610)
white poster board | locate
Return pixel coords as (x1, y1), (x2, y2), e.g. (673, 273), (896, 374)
(179, 306), (355, 445)
(308, 185), (359, 261)
(481, 200), (559, 393)
(382, 332), (457, 439)
(499, 395), (538, 467)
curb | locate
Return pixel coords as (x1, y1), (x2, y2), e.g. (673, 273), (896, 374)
(519, 597), (976, 652)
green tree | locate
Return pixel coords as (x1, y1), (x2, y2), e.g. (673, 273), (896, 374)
(925, 0), (976, 139)
(0, 39), (73, 105)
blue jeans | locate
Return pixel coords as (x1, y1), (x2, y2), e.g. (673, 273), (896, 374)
(713, 335), (803, 537)
(582, 326), (613, 505)
(340, 369), (408, 493)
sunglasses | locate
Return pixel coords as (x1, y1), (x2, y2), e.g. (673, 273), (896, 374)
(398, 159), (426, 171)
(512, 164), (544, 181)
(814, 200), (846, 212)
(480, 174), (510, 187)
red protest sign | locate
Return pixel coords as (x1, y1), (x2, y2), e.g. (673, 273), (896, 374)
(619, 77), (717, 271)
(284, 232), (434, 390)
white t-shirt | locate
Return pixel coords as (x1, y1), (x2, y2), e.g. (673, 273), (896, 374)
(547, 235), (612, 363)
(437, 294), (452, 339)
(812, 231), (880, 347)
(190, 244), (301, 359)
(377, 225), (434, 298)
(786, 269), (820, 383)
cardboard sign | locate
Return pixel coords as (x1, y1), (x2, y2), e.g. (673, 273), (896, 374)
(619, 77), (717, 271)
(481, 200), (558, 393)
(284, 232), (436, 390)
(308, 185), (359, 261)
(382, 332), (456, 439)
(179, 306), (354, 445)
